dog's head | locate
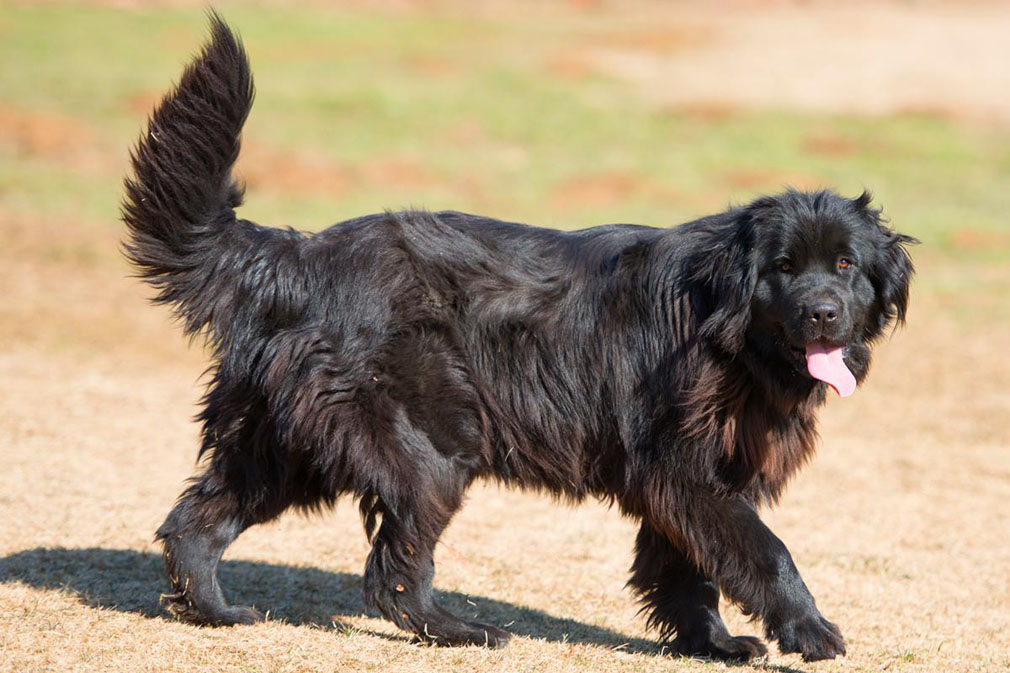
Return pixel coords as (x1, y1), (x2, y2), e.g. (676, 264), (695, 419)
(698, 189), (916, 396)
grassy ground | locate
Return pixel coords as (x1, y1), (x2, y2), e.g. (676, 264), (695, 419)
(1, 2), (1009, 672)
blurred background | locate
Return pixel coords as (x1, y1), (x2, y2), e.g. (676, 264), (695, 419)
(1, 2), (1007, 672)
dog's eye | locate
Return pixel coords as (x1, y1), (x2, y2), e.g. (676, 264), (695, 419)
(778, 262), (793, 273)
(838, 258), (853, 270)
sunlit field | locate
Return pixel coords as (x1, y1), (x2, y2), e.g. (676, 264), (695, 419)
(1, 2), (1008, 671)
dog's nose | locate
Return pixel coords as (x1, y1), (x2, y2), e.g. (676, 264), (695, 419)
(808, 301), (839, 325)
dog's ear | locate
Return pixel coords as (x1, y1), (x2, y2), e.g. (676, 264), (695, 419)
(853, 192), (918, 334)
(692, 203), (765, 354)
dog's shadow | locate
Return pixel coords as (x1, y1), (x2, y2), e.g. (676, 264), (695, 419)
(0, 547), (809, 670)
(0, 547), (656, 650)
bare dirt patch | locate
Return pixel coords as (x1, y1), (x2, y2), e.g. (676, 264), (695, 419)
(801, 131), (859, 158)
(238, 142), (353, 199)
(360, 156), (440, 191)
(948, 228), (1010, 255)
(550, 170), (690, 212)
(586, 25), (716, 55)
(550, 171), (643, 209)
(580, 4), (1010, 123)
(238, 143), (443, 199)
(124, 91), (163, 118)
(0, 103), (95, 160)
(399, 53), (457, 78)
(545, 50), (597, 81)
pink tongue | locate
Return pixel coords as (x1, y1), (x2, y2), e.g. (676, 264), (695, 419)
(805, 343), (857, 398)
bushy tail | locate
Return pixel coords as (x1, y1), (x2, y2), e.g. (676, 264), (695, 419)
(121, 12), (255, 336)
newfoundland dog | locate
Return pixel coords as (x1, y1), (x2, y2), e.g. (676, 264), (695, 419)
(122, 14), (915, 662)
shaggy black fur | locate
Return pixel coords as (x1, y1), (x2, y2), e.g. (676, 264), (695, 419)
(122, 14), (916, 662)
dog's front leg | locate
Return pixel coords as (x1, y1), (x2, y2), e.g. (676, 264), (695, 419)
(651, 491), (845, 662)
(629, 521), (768, 661)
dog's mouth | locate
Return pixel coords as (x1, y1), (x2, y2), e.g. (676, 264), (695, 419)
(790, 339), (856, 398)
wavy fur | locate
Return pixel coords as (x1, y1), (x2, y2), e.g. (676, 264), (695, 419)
(122, 15), (916, 662)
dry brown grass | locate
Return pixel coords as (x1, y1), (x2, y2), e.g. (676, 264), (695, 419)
(2, 248), (1009, 672)
(3, 2), (1010, 672)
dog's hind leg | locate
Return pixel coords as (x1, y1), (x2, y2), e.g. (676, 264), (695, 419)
(357, 412), (509, 648)
(362, 491), (511, 647)
(156, 455), (288, 626)
(628, 522), (767, 662)
(156, 482), (261, 625)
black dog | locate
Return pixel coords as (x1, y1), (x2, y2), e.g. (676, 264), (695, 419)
(122, 15), (915, 662)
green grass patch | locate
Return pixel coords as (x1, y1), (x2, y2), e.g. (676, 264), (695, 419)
(2, 3), (1008, 269)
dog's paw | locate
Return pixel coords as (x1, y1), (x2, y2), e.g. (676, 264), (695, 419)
(162, 593), (264, 627)
(673, 632), (768, 662)
(466, 622), (512, 648)
(214, 605), (265, 626)
(773, 613), (846, 662)
(414, 621), (511, 648)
